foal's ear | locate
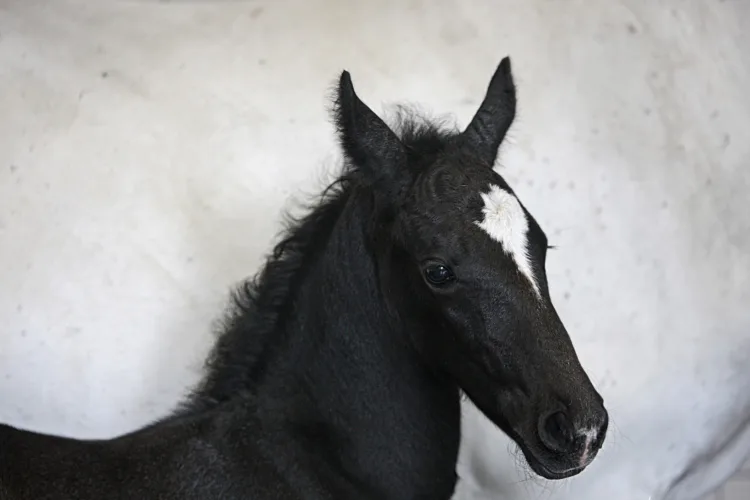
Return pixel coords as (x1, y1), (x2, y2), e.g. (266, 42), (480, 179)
(460, 56), (517, 167)
(334, 71), (407, 195)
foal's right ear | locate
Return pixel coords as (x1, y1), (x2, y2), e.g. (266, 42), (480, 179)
(334, 71), (408, 195)
(460, 56), (517, 168)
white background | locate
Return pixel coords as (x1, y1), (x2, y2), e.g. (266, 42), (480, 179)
(1, 1), (748, 499)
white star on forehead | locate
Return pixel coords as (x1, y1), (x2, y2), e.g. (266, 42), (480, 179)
(474, 183), (540, 297)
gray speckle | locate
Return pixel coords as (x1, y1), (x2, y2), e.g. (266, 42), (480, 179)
(65, 326), (82, 338)
(9, 164), (18, 173)
(101, 71), (109, 79)
(626, 23), (638, 34)
(249, 6), (265, 19)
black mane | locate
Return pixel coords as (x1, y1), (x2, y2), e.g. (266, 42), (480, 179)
(180, 108), (457, 414)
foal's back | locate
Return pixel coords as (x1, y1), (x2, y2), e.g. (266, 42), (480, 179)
(0, 412), (298, 500)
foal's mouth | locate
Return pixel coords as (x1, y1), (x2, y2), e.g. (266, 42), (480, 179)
(526, 456), (588, 480)
(519, 432), (604, 480)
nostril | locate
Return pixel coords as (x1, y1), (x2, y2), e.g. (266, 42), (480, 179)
(538, 411), (576, 454)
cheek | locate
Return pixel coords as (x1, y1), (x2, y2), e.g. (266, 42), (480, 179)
(438, 299), (487, 342)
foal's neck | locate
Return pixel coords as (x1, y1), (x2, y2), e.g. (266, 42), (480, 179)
(253, 192), (461, 499)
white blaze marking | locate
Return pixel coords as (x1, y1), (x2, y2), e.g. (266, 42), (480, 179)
(474, 184), (540, 297)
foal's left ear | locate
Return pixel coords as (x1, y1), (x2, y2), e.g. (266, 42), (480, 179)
(334, 71), (408, 196)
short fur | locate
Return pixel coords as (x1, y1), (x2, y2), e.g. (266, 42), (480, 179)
(0, 56), (608, 499)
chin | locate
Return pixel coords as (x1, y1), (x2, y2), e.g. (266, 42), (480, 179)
(524, 454), (587, 480)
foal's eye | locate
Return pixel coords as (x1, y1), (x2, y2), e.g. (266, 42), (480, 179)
(424, 264), (455, 286)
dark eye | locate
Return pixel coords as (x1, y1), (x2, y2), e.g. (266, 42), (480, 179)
(424, 264), (455, 286)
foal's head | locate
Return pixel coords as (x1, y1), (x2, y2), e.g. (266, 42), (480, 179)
(334, 57), (608, 479)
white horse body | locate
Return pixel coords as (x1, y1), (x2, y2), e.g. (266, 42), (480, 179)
(1, 1), (748, 499)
